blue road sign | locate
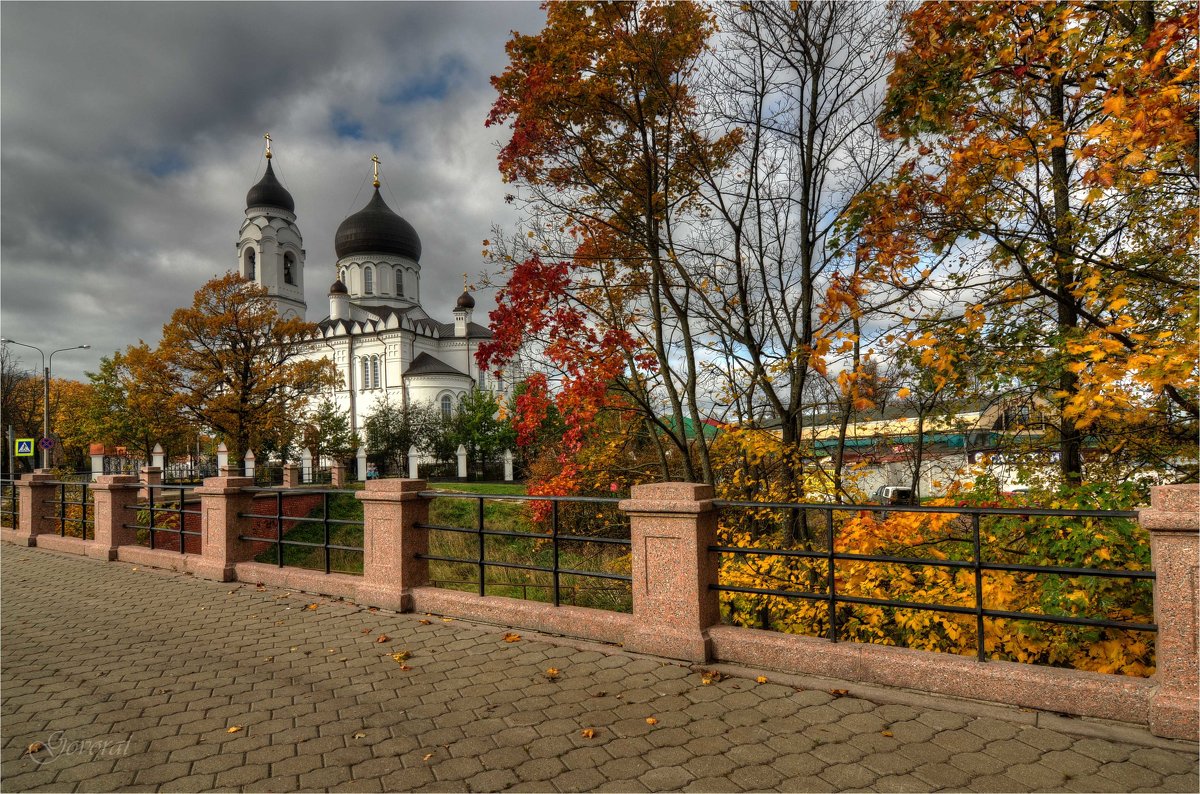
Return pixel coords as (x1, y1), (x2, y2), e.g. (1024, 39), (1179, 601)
(38, 437), (54, 450)
(15, 439), (34, 457)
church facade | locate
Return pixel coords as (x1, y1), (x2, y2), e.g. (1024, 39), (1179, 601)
(235, 142), (501, 440)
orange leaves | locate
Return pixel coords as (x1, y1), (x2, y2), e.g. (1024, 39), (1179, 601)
(502, 632), (522, 643)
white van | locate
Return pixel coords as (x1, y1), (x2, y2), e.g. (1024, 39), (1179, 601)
(872, 485), (916, 506)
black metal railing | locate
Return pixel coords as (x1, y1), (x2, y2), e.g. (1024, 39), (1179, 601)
(709, 500), (1153, 663)
(1, 478), (16, 529)
(238, 489), (363, 574)
(415, 493), (632, 611)
(42, 481), (94, 539)
(308, 466), (333, 485)
(254, 464), (285, 487)
(163, 463), (216, 485)
(123, 484), (201, 553)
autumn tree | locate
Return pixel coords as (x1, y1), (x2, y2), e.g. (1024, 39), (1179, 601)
(0, 345), (40, 475)
(484, 0), (739, 486)
(146, 272), (335, 464)
(304, 397), (356, 464)
(78, 349), (195, 462)
(851, 1), (1198, 483)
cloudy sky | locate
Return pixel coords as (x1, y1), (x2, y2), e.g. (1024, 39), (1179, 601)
(1, 1), (545, 381)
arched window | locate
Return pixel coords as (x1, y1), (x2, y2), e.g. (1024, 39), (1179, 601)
(245, 249), (256, 280)
(440, 394), (453, 419)
(338, 268), (345, 284)
(283, 252), (295, 285)
(396, 270), (404, 297)
(364, 266), (374, 295)
(361, 358), (370, 390)
(371, 356), (380, 389)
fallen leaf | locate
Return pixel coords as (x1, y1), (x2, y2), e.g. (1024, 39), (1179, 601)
(256, 583), (266, 591)
(289, 646), (298, 652)
(264, 656), (274, 663)
(580, 728), (595, 739)
(24, 742), (44, 755)
(353, 732), (367, 739)
(227, 587), (239, 594)
(398, 664), (412, 671)
(226, 726), (243, 733)
(755, 676), (768, 684)
(369, 607), (379, 612)
(645, 717), (658, 725)
(390, 651), (412, 663)
(422, 752), (434, 762)
(441, 617), (452, 622)
(545, 668), (560, 679)
(131, 567), (138, 571)
(418, 619), (432, 625)
(306, 603), (319, 610)
(327, 649), (336, 654)
(375, 635), (390, 643)
(881, 730), (894, 737)
(361, 628), (372, 634)
(503, 633), (521, 642)
(829, 689), (849, 698)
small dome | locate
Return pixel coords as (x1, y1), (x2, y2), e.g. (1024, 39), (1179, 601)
(456, 290), (475, 310)
(329, 279), (348, 295)
(245, 160), (295, 213)
(334, 188), (422, 261)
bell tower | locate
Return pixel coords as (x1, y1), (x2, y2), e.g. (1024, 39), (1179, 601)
(237, 133), (307, 318)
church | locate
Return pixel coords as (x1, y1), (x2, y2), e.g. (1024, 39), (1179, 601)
(235, 137), (502, 439)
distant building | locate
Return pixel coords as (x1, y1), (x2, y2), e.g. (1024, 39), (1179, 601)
(235, 140), (502, 439)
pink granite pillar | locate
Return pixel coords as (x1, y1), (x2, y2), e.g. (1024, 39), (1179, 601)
(139, 466), (162, 501)
(13, 470), (59, 544)
(620, 483), (720, 663)
(89, 475), (140, 560)
(356, 479), (430, 612)
(283, 464), (301, 488)
(192, 475), (256, 582)
(331, 462), (347, 488)
(1141, 484), (1199, 741)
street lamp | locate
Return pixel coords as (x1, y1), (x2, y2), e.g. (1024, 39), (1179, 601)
(1, 339), (91, 470)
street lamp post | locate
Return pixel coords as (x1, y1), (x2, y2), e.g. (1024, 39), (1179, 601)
(1, 339), (91, 470)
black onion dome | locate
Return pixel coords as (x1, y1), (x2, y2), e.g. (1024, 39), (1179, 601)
(329, 279), (348, 295)
(245, 160), (295, 213)
(456, 290), (475, 310)
(334, 188), (422, 261)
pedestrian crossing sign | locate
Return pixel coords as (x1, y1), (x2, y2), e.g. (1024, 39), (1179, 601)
(15, 438), (34, 457)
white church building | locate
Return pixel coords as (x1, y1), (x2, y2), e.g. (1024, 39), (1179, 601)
(235, 141), (501, 440)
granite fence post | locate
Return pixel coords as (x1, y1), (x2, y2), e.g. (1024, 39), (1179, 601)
(283, 463), (301, 488)
(89, 475), (140, 560)
(356, 479), (430, 612)
(192, 474), (257, 582)
(620, 482), (720, 662)
(14, 470), (59, 544)
(1141, 484), (1199, 741)
(331, 462), (347, 488)
(139, 466), (162, 500)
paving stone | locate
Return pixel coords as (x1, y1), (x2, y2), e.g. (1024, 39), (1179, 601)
(3, 545), (1197, 794)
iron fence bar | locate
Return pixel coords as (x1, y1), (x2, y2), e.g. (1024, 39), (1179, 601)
(176, 488), (186, 552)
(419, 491), (621, 505)
(477, 497), (486, 597)
(710, 583), (1157, 632)
(149, 485), (156, 550)
(236, 537), (362, 552)
(416, 553), (633, 582)
(323, 492), (331, 575)
(552, 500), (560, 607)
(711, 499), (1139, 518)
(826, 508), (837, 642)
(239, 512), (363, 526)
(58, 483), (66, 537)
(973, 514), (985, 662)
(416, 522), (631, 547)
(276, 491), (284, 567)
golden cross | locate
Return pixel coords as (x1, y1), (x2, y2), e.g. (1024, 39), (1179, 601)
(371, 154), (381, 188)
(264, 132), (272, 160)
(463, 272), (469, 291)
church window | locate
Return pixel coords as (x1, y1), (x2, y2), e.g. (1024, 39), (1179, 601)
(441, 394), (452, 419)
(371, 356), (380, 389)
(397, 270), (404, 297)
(284, 253), (295, 285)
(361, 358), (370, 390)
(245, 249), (256, 280)
(364, 266), (374, 295)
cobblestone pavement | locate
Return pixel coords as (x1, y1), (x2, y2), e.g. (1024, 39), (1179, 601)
(1, 544), (1196, 793)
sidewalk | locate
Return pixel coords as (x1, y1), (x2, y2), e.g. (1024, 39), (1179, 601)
(2, 544), (1196, 792)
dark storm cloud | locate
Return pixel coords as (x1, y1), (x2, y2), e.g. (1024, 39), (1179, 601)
(1, 1), (542, 379)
